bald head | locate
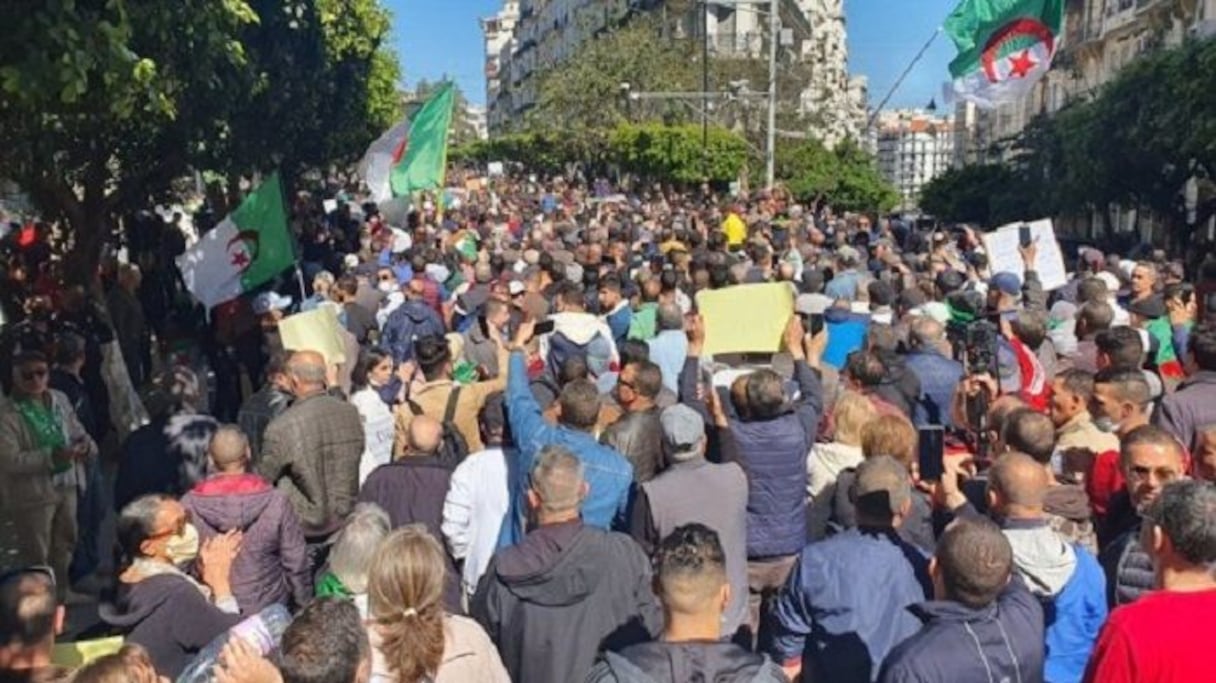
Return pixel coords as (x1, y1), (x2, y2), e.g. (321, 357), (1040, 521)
(406, 415), (443, 456)
(288, 351), (327, 392)
(988, 452), (1050, 516)
(209, 425), (250, 472)
(406, 278), (427, 298)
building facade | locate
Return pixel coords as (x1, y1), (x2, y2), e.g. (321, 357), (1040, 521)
(875, 109), (955, 211)
(482, 0), (868, 146)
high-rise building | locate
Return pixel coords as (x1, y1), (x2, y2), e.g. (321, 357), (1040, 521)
(482, 0), (867, 146)
(875, 109), (955, 211)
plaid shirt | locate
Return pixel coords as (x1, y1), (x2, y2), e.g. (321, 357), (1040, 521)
(238, 385), (292, 463)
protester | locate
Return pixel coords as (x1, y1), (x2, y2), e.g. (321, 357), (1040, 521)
(498, 320), (633, 546)
(381, 279), (444, 364)
(349, 349), (399, 484)
(258, 351), (364, 559)
(315, 503), (391, 617)
(441, 401), (511, 600)
(1153, 324), (1216, 454)
(471, 446), (659, 683)
(807, 391), (876, 540)
(985, 453), (1106, 683)
(769, 456), (932, 683)
(1098, 425), (1186, 607)
(646, 303), (688, 393)
(1084, 480), (1216, 682)
(366, 527), (508, 682)
(0, 567), (69, 683)
(72, 644), (160, 683)
(599, 359), (665, 482)
(107, 263), (149, 387)
(237, 352), (293, 464)
(878, 517), (1045, 683)
(903, 316), (964, 428)
(1087, 369), (1152, 522)
(586, 524), (786, 683)
(100, 494), (243, 677)
(0, 350), (96, 601)
(275, 598), (370, 683)
(630, 405), (750, 640)
(182, 426), (311, 613)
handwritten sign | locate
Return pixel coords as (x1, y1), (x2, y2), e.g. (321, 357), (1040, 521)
(982, 218), (1068, 291)
(279, 305), (347, 366)
(696, 283), (794, 356)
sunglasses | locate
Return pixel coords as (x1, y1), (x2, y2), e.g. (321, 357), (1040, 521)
(21, 368), (48, 381)
(378, 275), (394, 282)
(0, 564), (56, 589)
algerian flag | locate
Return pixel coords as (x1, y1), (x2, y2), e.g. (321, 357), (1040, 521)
(945, 0), (1064, 108)
(357, 119), (410, 205)
(177, 173), (295, 309)
(389, 83), (456, 199)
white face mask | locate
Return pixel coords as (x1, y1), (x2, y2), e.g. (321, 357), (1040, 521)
(165, 523), (200, 565)
(1093, 415), (1119, 434)
(377, 281), (396, 294)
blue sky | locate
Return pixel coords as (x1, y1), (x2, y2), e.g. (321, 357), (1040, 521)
(389, 0), (958, 111)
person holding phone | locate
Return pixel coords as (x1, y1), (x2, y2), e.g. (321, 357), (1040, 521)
(0, 350), (98, 603)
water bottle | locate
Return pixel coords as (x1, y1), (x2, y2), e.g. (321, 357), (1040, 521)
(176, 604), (292, 683)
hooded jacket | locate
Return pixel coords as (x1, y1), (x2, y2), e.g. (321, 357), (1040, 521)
(471, 521), (661, 683)
(1002, 519), (1106, 683)
(99, 574), (241, 678)
(381, 299), (445, 363)
(540, 311), (620, 378)
(181, 473), (311, 613)
(878, 578), (1045, 683)
(585, 641), (787, 683)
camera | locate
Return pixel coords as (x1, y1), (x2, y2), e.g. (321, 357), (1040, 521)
(947, 318), (1000, 376)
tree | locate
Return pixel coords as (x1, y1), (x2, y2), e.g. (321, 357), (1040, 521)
(0, 0), (400, 279)
(829, 141), (900, 214)
(608, 123), (747, 184)
(919, 164), (1023, 225)
(775, 140), (838, 204)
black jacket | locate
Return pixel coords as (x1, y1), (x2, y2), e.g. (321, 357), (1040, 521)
(99, 574), (241, 678)
(585, 641), (787, 683)
(472, 521), (661, 683)
(357, 456), (461, 612)
(600, 407), (664, 483)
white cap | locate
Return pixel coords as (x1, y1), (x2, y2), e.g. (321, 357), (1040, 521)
(252, 291), (293, 315)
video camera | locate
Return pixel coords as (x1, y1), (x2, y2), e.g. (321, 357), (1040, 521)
(943, 290), (1000, 378)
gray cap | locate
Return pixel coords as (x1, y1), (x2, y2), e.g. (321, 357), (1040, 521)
(660, 405), (706, 461)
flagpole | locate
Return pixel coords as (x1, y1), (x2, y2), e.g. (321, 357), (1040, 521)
(866, 27), (943, 130)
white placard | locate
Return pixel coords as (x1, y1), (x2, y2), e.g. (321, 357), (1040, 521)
(487, 161), (505, 176)
(322, 199), (338, 214)
(982, 218), (1068, 291)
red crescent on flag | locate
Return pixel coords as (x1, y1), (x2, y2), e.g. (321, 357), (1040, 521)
(391, 135), (410, 165)
(980, 18), (1055, 84)
(226, 230), (261, 270)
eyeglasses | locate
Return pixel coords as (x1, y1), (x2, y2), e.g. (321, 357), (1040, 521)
(20, 368), (48, 381)
(0, 564), (56, 589)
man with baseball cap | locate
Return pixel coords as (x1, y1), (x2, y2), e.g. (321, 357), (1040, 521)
(629, 405), (750, 640)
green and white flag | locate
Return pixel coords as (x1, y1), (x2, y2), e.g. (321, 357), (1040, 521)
(945, 0), (1064, 108)
(177, 172), (295, 309)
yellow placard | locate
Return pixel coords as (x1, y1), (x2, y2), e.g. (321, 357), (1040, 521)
(52, 637), (125, 667)
(696, 283), (794, 356)
(279, 305), (347, 366)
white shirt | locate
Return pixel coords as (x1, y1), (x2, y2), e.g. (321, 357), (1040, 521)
(351, 388), (395, 486)
(442, 448), (509, 597)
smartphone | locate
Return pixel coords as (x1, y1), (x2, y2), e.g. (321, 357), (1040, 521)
(1018, 225), (1032, 248)
(917, 426), (946, 481)
(533, 319), (556, 336)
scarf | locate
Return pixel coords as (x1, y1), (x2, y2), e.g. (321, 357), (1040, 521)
(129, 557), (211, 600)
(14, 395), (69, 473)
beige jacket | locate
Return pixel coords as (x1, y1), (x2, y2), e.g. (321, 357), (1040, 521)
(0, 390), (95, 511)
(370, 614), (509, 683)
(394, 346), (508, 456)
(1056, 411), (1120, 456)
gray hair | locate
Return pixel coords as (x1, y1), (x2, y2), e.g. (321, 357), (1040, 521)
(328, 503), (391, 593)
(116, 493), (172, 561)
(852, 455), (911, 521)
(530, 445), (585, 514)
(288, 353), (328, 385)
(656, 303), (684, 332)
(909, 316), (945, 349)
(1145, 480), (1216, 567)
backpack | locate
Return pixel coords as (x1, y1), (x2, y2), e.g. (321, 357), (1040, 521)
(546, 331), (592, 378)
(406, 387), (469, 469)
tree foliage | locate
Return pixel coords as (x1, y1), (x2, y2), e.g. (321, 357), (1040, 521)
(0, 0), (400, 276)
(608, 123), (747, 184)
(775, 139), (899, 213)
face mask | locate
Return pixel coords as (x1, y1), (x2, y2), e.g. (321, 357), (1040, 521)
(377, 281), (395, 293)
(165, 523), (200, 565)
(1093, 415), (1118, 434)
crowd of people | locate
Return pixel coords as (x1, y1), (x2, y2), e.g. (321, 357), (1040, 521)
(4, 173), (1216, 683)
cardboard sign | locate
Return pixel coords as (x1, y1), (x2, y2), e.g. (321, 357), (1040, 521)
(279, 305), (347, 366)
(696, 283), (795, 355)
